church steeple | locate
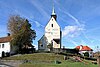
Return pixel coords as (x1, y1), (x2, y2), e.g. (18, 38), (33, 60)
(52, 6), (56, 15)
(51, 6), (57, 20)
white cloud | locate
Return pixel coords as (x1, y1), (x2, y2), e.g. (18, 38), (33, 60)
(35, 21), (41, 27)
(28, 18), (44, 28)
(34, 21), (44, 28)
(62, 25), (84, 37)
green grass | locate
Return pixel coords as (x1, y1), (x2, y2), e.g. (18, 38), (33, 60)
(19, 60), (98, 67)
(3, 53), (98, 67)
(3, 53), (64, 61)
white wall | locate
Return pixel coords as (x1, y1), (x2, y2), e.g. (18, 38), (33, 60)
(45, 17), (61, 48)
(38, 17), (61, 51)
(0, 42), (10, 57)
(38, 35), (49, 51)
(79, 51), (93, 58)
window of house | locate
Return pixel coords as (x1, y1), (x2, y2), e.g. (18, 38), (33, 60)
(51, 24), (53, 27)
(2, 44), (4, 48)
(90, 52), (92, 54)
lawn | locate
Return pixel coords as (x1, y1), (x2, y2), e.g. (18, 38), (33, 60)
(3, 53), (64, 61)
(19, 60), (98, 67)
(3, 53), (98, 67)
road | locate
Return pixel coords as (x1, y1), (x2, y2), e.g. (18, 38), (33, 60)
(0, 60), (22, 67)
(0, 63), (14, 67)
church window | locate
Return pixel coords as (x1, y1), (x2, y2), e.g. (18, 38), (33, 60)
(0, 45), (1, 48)
(51, 24), (53, 27)
(41, 44), (43, 47)
(2, 44), (4, 48)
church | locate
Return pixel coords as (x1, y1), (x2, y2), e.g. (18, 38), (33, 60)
(38, 7), (62, 51)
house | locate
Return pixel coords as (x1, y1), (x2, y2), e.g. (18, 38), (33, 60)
(0, 34), (11, 57)
(0, 34), (35, 57)
(38, 7), (62, 51)
(76, 45), (93, 57)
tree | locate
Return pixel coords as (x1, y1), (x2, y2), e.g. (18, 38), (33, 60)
(8, 15), (36, 53)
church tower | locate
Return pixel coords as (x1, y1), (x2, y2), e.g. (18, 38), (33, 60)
(38, 7), (62, 51)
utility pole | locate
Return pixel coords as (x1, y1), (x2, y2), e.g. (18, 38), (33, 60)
(97, 46), (100, 67)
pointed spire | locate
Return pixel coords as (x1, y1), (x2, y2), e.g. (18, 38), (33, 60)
(52, 6), (56, 15)
(51, 4), (57, 20)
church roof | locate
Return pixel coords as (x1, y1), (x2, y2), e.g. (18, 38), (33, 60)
(0, 36), (12, 43)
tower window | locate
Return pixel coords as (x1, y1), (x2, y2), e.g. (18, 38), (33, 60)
(51, 24), (53, 27)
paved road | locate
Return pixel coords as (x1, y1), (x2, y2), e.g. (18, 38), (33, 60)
(0, 63), (14, 67)
(0, 60), (22, 67)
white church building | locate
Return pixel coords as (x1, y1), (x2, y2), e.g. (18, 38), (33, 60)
(38, 8), (62, 51)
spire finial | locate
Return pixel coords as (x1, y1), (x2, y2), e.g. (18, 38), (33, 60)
(51, 0), (57, 20)
(52, 0), (56, 15)
(52, 6), (56, 15)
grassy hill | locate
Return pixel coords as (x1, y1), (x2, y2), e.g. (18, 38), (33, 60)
(19, 61), (98, 67)
(3, 53), (98, 67)
(3, 53), (64, 61)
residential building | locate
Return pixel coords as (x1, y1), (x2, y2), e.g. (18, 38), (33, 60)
(0, 35), (11, 57)
(76, 45), (93, 57)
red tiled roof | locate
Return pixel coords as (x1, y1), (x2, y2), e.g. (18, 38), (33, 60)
(0, 36), (12, 43)
(76, 45), (93, 51)
(76, 46), (80, 49)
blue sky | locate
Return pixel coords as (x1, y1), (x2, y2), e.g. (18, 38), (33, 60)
(0, 0), (100, 52)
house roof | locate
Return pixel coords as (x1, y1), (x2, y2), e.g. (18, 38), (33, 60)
(0, 36), (12, 43)
(76, 45), (93, 51)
